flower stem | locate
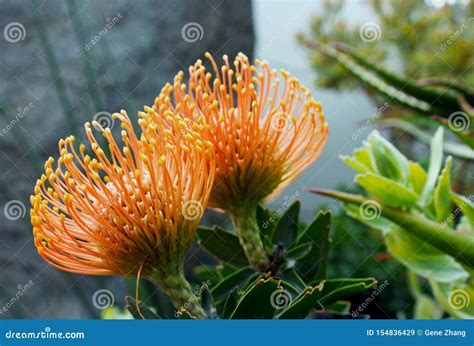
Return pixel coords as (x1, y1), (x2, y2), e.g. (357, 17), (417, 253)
(230, 208), (270, 272)
(149, 266), (208, 319)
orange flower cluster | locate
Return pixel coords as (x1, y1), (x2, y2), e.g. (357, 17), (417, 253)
(152, 53), (328, 214)
(31, 52), (328, 278)
(31, 110), (214, 277)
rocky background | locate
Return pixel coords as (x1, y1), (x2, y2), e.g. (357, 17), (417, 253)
(0, 0), (254, 318)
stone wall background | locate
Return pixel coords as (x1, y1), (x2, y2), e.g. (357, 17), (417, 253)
(0, 0), (254, 318)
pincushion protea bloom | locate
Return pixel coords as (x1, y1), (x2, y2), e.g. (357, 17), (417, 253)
(150, 53), (328, 271)
(30, 110), (214, 318)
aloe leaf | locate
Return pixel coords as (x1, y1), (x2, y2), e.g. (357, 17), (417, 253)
(302, 40), (433, 114)
(379, 118), (474, 159)
(334, 43), (460, 112)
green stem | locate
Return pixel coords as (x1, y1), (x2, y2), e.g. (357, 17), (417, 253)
(230, 208), (270, 272)
(149, 266), (207, 319)
(311, 188), (474, 268)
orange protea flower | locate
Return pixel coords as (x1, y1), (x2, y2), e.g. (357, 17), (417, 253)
(153, 53), (328, 212)
(30, 110), (214, 309)
(149, 53), (328, 271)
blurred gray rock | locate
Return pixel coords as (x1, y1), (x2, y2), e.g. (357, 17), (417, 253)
(0, 0), (253, 318)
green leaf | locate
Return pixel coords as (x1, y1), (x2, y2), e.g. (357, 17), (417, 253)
(316, 278), (378, 307)
(409, 161), (427, 195)
(286, 242), (313, 260)
(340, 147), (374, 174)
(365, 130), (409, 184)
(256, 205), (274, 249)
(420, 127), (444, 205)
(379, 118), (474, 160)
(273, 200), (300, 248)
(216, 286), (240, 319)
(277, 283), (325, 319)
(434, 157), (452, 223)
(429, 280), (474, 319)
(230, 279), (280, 319)
(295, 210), (331, 281)
(211, 267), (256, 302)
(125, 296), (161, 319)
(385, 225), (469, 283)
(413, 294), (442, 319)
(280, 268), (307, 294)
(452, 193), (474, 224)
(197, 226), (248, 267)
(355, 173), (419, 207)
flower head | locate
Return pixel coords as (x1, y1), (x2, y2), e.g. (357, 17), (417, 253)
(30, 110), (215, 277)
(152, 53), (328, 212)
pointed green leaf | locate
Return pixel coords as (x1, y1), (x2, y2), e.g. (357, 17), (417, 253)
(355, 173), (419, 207)
(365, 130), (409, 184)
(409, 161), (427, 195)
(452, 193), (474, 225)
(317, 278), (378, 306)
(420, 127), (444, 205)
(434, 157), (452, 223)
(230, 279), (280, 319)
(277, 283), (325, 319)
(273, 200), (300, 248)
(197, 226), (248, 267)
(211, 267), (256, 302)
(216, 286), (240, 319)
(385, 225), (469, 283)
(295, 210), (331, 281)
